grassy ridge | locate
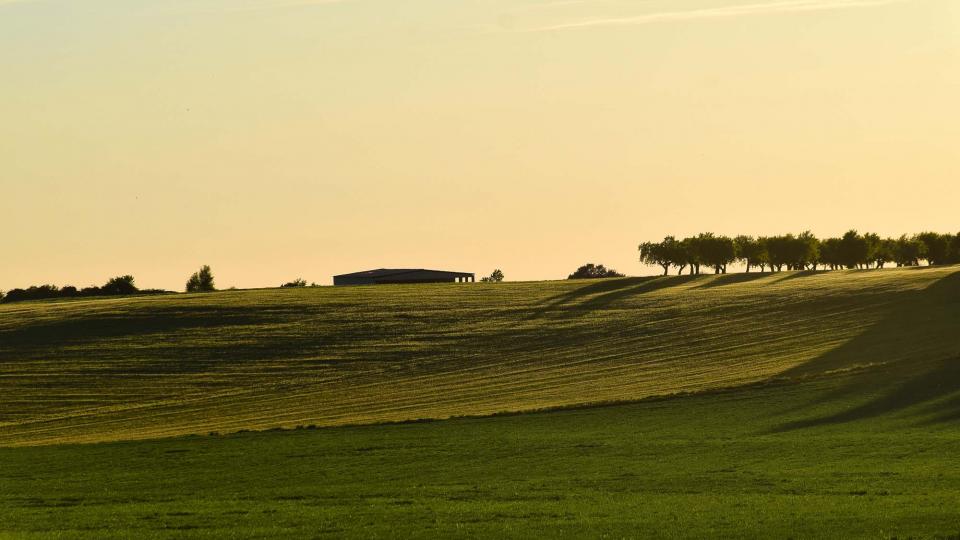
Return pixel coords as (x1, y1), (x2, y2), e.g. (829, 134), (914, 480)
(2, 266), (958, 446)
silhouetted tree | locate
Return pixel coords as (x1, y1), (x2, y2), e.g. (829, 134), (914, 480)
(640, 237), (678, 276)
(682, 236), (705, 275)
(818, 238), (841, 270)
(789, 231), (820, 270)
(734, 236), (766, 273)
(101, 275), (138, 295)
(862, 233), (881, 269)
(697, 233), (736, 274)
(871, 237), (896, 269)
(483, 269), (505, 282)
(947, 233), (960, 265)
(281, 278), (307, 288)
(765, 235), (794, 272)
(186, 265), (216, 293)
(838, 230), (869, 269)
(916, 232), (950, 265)
(893, 235), (924, 267)
(568, 263), (624, 279)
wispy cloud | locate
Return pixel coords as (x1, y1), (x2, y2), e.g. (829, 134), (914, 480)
(523, 0), (912, 32)
(219, 0), (348, 12)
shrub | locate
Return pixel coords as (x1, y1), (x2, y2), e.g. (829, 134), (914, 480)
(480, 269), (504, 283)
(186, 265), (216, 293)
(568, 264), (624, 279)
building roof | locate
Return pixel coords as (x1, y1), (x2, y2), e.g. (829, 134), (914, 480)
(333, 268), (474, 279)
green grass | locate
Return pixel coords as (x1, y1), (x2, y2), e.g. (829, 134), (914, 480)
(2, 267), (960, 537)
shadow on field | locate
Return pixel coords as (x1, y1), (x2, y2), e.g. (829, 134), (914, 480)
(771, 270), (960, 432)
(533, 275), (698, 318)
(694, 273), (770, 289)
(0, 306), (268, 354)
(768, 270), (823, 284)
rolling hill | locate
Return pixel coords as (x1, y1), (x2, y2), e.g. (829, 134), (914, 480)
(2, 266), (958, 446)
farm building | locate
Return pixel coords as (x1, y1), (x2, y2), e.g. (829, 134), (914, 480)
(333, 268), (475, 286)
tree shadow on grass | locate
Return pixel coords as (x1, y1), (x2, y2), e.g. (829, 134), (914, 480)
(767, 270), (826, 284)
(769, 270), (960, 432)
(531, 275), (699, 319)
(693, 273), (771, 289)
(771, 356), (960, 432)
(0, 306), (270, 354)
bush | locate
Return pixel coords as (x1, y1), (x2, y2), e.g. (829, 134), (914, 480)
(186, 265), (216, 293)
(101, 275), (138, 296)
(568, 264), (624, 279)
(480, 269), (504, 283)
(281, 278), (308, 288)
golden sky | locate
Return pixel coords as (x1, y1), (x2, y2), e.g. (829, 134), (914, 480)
(1, 0), (957, 289)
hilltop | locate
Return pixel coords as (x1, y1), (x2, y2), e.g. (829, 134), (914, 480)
(2, 266), (958, 446)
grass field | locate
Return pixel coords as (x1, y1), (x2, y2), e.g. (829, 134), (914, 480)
(2, 267), (960, 537)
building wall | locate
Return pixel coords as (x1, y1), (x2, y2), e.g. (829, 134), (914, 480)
(334, 270), (473, 286)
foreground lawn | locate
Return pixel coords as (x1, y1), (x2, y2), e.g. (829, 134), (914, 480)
(2, 365), (960, 538)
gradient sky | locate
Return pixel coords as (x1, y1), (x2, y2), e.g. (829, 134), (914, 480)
(2, 0), (957, 290)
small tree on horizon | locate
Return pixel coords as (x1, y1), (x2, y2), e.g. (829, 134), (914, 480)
(568, 263), (624, 280)
(481, 269), (505, 283)
(101, 275), (138, 295)
(735, 235), (769, 273)
(186, 265), (216, 293)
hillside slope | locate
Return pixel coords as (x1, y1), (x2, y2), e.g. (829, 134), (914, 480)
(1, 267), (958, 446)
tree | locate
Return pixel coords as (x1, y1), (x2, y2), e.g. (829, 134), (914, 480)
(947, 233), (960, 265)
(893, 235), (924, 267)
(697, 233), (736, 274)
(101, 275), (138, 295)
(482, 269), (505, 283)
(734, 236), (767, 273)
(818, 238), (842, 270)
(765, 235), (794, 272)
(786, 231), (820, 270)
(568, 263), (624, 279)
(872, 237), (896, 269)
(862, 233), (881, 269)
(186, 265), (216, 293)
(682, 236), (705, 275)
(639, 237), (679, 276)
(802, 231), (820, 270)
(916, 232), (950, 265)
(281, 278), (307, 288)
(838, 230), (869, 269)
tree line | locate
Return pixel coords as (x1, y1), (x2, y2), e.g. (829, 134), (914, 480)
(1, 265), (219, 304)
(0, 275), (170, 304)
(639, 231), (960, 275)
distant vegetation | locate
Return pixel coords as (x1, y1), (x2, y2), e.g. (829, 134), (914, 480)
(0, 275), (168, 304)
(480, 269), (505, 283)
(568, 263), (624, 279)
(640, 230), (960, 275)
(281, 278), (308, 288)
(185, 265), (216, 293)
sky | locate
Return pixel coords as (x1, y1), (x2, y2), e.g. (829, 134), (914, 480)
(1, 0), (957, 290)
